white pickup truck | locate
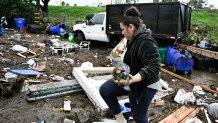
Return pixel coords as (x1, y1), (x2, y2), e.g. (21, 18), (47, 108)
(73, 12), (112, 43)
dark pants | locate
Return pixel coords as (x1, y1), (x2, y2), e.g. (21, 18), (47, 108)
(99, 79), (157, 123)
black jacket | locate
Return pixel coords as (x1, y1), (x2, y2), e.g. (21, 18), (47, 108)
(124, 24), (160, 100)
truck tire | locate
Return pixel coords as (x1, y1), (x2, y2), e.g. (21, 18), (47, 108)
(76, 32), (85, 44)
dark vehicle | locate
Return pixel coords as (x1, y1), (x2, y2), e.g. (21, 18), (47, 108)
(106, 2), (192, 42)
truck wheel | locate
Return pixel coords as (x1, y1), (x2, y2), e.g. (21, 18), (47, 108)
(76, 32), (85, 44)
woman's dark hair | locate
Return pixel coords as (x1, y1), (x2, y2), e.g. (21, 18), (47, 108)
(120, 6), (143, 28)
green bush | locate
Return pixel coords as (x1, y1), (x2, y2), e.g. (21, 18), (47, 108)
(0, 0), (35, 27)
(191, 9), (218, 44)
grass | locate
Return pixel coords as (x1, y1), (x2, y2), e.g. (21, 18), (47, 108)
(192, 9), (218, 43)
(48, 6), (105, 30)
(48, 6), (218, 43)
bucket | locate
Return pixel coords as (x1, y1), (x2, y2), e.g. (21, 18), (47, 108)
(167, 47), (193, 72)
(0, 26), (2, 36)
(158, 47), (167, 63)
(14, 18), (26, 30)
(68, 35), (76, 43)
(119, 99), (131, 113)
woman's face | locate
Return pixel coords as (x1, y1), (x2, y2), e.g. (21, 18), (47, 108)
(120, 22), (135, 40)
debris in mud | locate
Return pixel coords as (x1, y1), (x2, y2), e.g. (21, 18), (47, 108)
(0, 31), (217, 123)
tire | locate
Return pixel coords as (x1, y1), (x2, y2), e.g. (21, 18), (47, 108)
(76, 32), (85, 44)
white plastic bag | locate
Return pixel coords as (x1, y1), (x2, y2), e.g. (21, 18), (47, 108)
(174, 89), (196, 104)
(11, 45), (27, 52)
(81, 61), (93, 68)
(27, 59), (36, 67)
(193, 85), (205, 95)
(5, 72), (17, 79)
(64, 100), (71, 111)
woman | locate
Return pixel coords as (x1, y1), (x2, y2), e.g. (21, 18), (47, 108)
(100, 6), (161, 123)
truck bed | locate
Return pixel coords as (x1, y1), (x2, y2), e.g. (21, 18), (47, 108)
(106, 2), (191, 40)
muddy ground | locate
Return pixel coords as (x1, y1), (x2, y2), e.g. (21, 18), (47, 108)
(0, 31), (217, 123)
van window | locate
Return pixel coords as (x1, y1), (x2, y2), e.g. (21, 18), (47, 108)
(89, 14), (105, 25)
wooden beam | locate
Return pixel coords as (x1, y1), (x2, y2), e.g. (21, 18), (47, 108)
(176, 43), (218, 60)
(17, 53), (27, 58)
(179, 107), (200, 123)
(17, 50), (37, 58)
(79, 67), (114, 73)
(159, 106), (196, 123)
(73, 67), (113, 114)
(160, 68), (218, 94)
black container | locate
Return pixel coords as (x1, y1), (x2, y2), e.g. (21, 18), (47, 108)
(106, 2), (192, 41)
(192, 54), (218, 72)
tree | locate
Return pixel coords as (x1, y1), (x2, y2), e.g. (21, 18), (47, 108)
(66, 3), (69, 6)
(208, 4), (215, 10)
(189, 0), (208, 9)
(35, 0), (50, 17)
(61, 1), (65, 6)
(0, 0), (35, 27)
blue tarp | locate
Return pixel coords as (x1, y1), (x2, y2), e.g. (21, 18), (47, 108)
(49, 23), (66, 35)
(166, 46), (193, 72)
(8, 69), (45, 76)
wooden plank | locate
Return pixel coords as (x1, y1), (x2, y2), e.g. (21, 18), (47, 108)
(17, 50), (37, 58)
(73, 67), (111, 114)
(28, 80), (78, 91)
(161, 68), (218, 94)
(176, 43), (218, 60)
(159, 106), (196, 123)
(17, 53), (26, 58)
(26, 80), (82, 101)
(179, 108), (200, 123)
(80, 67), (114, 73)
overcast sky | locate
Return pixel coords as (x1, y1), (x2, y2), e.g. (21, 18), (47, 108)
(49, 0), (218, 8)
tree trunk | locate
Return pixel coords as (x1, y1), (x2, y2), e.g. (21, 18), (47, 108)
(40, 0), (50, 17)
(41, 3), (48, 17)
(36, 0), (40, 12)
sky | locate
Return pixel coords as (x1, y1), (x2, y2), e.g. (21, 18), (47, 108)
(49, 0), (218, 8)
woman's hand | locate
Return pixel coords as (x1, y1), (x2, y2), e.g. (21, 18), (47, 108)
(117, 38), (127, 53)
(128, 74), (134, 84)
(129, 73), (142, 84)
(117, 42), (126, 53)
